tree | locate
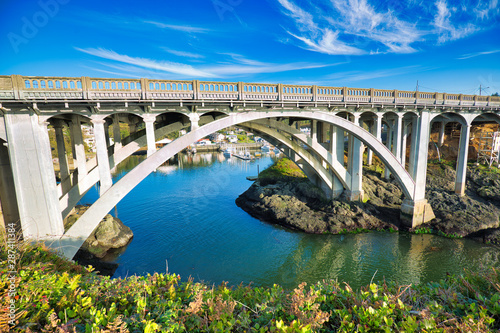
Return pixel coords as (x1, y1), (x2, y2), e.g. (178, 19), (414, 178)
(492, 92), (499, 97)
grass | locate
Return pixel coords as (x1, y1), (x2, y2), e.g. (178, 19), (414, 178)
(258, 157), (307, 186)
(2, 237), (500, 332)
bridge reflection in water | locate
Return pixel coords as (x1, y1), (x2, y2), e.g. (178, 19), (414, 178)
(0, 75), (499, 259)
(80, 153), (500, 289)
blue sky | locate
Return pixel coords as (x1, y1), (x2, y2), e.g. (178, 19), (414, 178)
(1, 0), (499, 94)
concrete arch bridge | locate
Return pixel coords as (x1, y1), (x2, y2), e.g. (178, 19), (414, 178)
(0, 75), (499, 259)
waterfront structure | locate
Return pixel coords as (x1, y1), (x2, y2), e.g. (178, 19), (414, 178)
(0, 74), (499, 259)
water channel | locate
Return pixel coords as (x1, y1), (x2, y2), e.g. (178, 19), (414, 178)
(79, 152), (500, 290)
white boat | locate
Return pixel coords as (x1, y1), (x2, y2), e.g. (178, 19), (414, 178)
(223, 147), (233, 157)
(273, 147), (281, 154)
(261, 145), (270, 152)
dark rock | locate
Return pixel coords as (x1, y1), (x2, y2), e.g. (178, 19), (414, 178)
(237, 162), (500, 245)
(236, 178), (398, 234)
(64, 205), (134, 262)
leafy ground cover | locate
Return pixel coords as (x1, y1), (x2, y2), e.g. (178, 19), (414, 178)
(1, 239), (500, 332)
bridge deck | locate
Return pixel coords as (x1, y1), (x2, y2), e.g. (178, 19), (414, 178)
(0, 75), (498, 110)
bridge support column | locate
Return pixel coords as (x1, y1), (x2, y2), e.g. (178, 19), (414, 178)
(384, 121), (393, 180)
(401, 121), (408, 168)
(438, 121), (445, 147)
(311, 120), (317, 141)
(70, 116), (88, 182)
(394, 114), (403, 162)
(346, 114), (363, 201)
(400, 111), (435, 228)
(143, 114), (157, 158)
(330, 124), (345, 198)
(455, 124), (471, 196)
(92, 117), (113, 195)
(104, 122), (111, 148)
(112, 114), (122, 150)
(4, 112), (64, 239)
(408, 116), (419, 179)
(0, 141), (20, 231)
(53, 120), (72, 194)
(189, 113), (200, 132)
(368, 114), (383, 167)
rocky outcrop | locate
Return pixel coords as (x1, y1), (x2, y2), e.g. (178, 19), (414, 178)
(237, 162), (500, 245)
(424, 164), (500, 238)
(236, 178), (398, 234)
(64, 205), (134, 275)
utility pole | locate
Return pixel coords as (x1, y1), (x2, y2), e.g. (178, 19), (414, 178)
(479, 84), (489, 96)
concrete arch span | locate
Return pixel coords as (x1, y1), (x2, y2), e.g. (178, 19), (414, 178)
(55, 111), (415, 259)
(238, 122), (335, 194)
(245, 119), (351, 189)
(59, 120), (189, 218)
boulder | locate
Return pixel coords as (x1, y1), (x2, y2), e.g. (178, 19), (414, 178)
(64, 205), (134, 259)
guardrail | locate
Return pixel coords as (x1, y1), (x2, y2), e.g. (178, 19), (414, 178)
(1, 74), (499, 107)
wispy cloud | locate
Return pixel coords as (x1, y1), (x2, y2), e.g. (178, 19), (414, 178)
(458, 49), (500, 60)
(326, 65), (430, 82)
(161, 48), (205, 59)
(474, 0), (499, 20)
(75, 47), (332, 78)
(277, 0), (497, 56)
(143, 20), (211, 33)
(432, 0), (477, 43)
(76, 47), (217, 78)
(277, 0), (422, 55)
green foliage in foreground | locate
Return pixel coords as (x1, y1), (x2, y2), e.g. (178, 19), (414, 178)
(2, 241), (500, 332)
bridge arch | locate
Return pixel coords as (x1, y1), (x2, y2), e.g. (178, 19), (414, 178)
(56, 111), (415, 259)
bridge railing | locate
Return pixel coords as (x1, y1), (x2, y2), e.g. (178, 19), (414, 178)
(1, 74), (499, 108)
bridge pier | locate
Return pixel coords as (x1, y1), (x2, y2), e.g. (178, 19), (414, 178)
(329, 124), (345, 198)
(112, 114), (122, 151)
(400, 110), (435, 228)
(346, 114), (364, 201)
(143, 114), (157, 158)
(0, 140), (20, 231)
(455, 123), (471, 196)
(69, 115), (88, 182)
(91, 117), (113, 195)
(53, 120), (72, 194)
(4, 112), (64, 239)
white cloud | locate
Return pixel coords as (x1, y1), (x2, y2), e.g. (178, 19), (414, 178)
(143, 20), (210, 33)
(326, 65), (428, 82)
(277, 0), (497, 55)
(75, 47), (332, 78)
(458, 49), (500, 59)
(432, 0), (477, 43)
(161, 48), (205, 59)
(277, 0), (422, 55)
(75, 47), (217, 78)
(474, 0), (499, 19)
(288, 29), (365, 55)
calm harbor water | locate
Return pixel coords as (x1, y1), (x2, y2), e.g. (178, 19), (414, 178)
(79, 152), (500, 290)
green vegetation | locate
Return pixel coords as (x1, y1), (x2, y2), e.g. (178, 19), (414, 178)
(237, 134), (254, 143)
(258, 158), (307, 186)
(2, 239), (500, 332)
